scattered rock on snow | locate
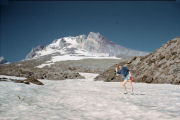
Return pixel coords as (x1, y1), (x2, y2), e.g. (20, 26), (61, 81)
(25, 76), (44, 85)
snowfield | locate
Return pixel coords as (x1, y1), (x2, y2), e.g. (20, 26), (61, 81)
(0, 73), (180, 120)
(36, 56), (121, 68)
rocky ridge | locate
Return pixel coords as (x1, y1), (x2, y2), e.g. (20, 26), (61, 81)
(95, 37), (180, 85)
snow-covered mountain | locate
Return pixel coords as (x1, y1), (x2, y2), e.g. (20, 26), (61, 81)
(25, 32), (149, 60)
(0, 57), (8, 64)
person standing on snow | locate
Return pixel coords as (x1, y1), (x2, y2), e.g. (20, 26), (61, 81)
(115, 65), (134, 94)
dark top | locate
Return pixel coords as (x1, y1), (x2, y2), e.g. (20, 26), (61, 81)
(117, 67), (129, 77)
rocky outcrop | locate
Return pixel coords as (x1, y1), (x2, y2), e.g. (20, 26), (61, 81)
(25, 45), (45, 60)
(0, 56), (121, 80)
(0, 77), (9, 82)
(0, 65), (85, 80)
(0, 58), (85, 80)
(0, 77), (43, 85)
(25, 76), (44, 85)
(95, 37), (180, 85)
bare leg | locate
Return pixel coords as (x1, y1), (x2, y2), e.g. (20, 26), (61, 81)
(122, 80), (127, 94)
(129, 80), (134, 94)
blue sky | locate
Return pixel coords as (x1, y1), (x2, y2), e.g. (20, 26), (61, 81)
(0, 1), (180, 62)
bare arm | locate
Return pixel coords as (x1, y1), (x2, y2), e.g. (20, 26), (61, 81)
(115, 67), (118, 72)
(115, 67), (119, 76)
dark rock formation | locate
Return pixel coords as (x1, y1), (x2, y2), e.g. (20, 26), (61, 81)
(25, 76), (44, 85)
(0, 57), (120, 80)
(0, 77), (8, 81)
(0, 76), (43, 85)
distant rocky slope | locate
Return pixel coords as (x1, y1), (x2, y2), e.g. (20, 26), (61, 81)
(0, 57), (8, 64)
(0, 56), (121, 80)
(0, 57), (84, 80)
(95, 36), (180, 85)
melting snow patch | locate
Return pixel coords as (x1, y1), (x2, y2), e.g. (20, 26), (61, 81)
(0, 75), (26, 80)
(51, 55), (120, 62)
(36, 55), (121, 68)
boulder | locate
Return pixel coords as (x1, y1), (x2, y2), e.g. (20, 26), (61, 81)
(25, 77), (44, 85)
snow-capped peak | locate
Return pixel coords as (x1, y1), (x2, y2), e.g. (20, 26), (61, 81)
(0, 56), (8, 64)
(88, 32), (102, 39)
(25, 32), (149, 60)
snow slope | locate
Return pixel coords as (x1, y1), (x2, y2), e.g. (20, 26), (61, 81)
(0, 73), (180, 120)
(36, 55), (120, 68)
